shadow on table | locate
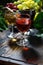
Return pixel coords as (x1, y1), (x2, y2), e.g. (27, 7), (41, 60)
(28, 35), (43, 48)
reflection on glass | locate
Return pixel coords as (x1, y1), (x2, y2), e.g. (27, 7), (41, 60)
(16, 14), (31, 46)
(4, 11), (16, 38)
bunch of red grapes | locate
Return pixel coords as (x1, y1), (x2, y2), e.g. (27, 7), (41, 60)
(6, 3), (18, 11)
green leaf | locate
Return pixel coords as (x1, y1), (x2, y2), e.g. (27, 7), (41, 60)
(33, 12), (43, 33)
(0, 17), (8, 30)
(33, 0), (41, 3)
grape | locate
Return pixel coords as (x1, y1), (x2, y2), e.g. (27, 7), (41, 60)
(15, 0), (40, 11)
(23, 0), (28, 2)
(13, 6), (17, 9)
(6, 3), (10, 7)
(9, 3), (14, 6)
(14, 1), (22, 5)
(22, 2), (26, 5)
(23, 6), (29, 10)
(35, 5), (40, 11)
(13, 6), (18, 10)
(36, 6), (39, 9)
(19, 0), (24, 2)
(6, 3), (14, 9)
(24, 1), (30, 7)
(17, 4), (23, 10)
(9, 3), (14, 9)
(14, 2), (17, 5)
(30, 1), (35, 5)
(6, 3), (18, 11)
(35, 3), (38, 6)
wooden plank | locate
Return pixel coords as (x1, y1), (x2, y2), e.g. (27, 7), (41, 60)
(0, 31), (43, 64)
(0, 40), (43, 64)
(0, 60), (19, 65)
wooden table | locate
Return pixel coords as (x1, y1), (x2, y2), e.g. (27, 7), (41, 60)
(0, 30), (43, 65)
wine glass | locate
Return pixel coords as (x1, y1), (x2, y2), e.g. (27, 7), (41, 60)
(4, 10), (16, 38)
(16, 14), (31, 46)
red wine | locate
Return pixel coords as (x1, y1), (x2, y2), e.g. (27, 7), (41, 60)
(16, 18), (31, 32)
(22, 47), (39, 63)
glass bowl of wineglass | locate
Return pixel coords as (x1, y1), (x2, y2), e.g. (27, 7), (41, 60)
(4, 10), (16, 38)
(16, 14), (31, 46)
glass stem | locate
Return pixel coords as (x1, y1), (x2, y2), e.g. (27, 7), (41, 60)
(11, 24), (14, 38)
(8, 24), (14, 38)
(21, 32), (26, 47)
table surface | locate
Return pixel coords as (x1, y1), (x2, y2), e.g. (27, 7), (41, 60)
(0, 30), (43, 65)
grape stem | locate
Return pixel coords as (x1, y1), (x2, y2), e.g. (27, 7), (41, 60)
(3, 7), (18, 17)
